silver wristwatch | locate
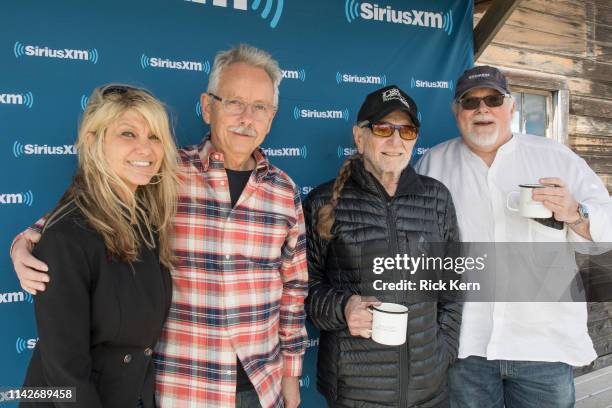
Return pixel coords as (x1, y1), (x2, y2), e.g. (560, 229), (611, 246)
(568, 203), (589, 226)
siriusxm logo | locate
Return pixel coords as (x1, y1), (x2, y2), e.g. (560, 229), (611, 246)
(141, 54), (211, 74)
(293, 106), (349, 121)
(0, 92), (34, 108)
(184, 0), (284, 29)
(411, 77), (454, 91)
(416, 147), (429, 156)
(81, 94), (89, 111)
(0, 191), (34, 206)
(282, 69), (306, 82)
(13, 141), (76, 157)
(0, 291), (33, 304)
(14, 42), (99, 63)
(337, 145), (358, 158)
(15, 337), (38, 354)
(336, 72), (387, 86)
(306, 337), (319, 348)
(261, 146), (307, 159)
(300, 185), (314, 196)
(345, 1), (454, 35)
(299, 375), (311, 389)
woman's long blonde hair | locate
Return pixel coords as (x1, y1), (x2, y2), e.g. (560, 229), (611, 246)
(46, 84), (179, 268)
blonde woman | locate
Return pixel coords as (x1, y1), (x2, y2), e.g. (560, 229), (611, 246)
(20, 84), (179, 408)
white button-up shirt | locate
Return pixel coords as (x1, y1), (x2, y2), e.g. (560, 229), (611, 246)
(415, 133), (612, 366)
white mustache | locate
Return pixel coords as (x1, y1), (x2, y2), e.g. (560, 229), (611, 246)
(228, 126), (256, 137)
(472, 114), (497, 124)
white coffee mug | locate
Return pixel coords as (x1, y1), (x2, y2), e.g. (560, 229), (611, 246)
(506, 184), (553, 219)
(371, 303), (409, 346)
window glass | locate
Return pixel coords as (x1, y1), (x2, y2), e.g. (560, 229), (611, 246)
(524, 93), (547, 137)
(511, 92), (522, 134)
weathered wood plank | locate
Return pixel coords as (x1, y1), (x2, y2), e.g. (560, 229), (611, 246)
(480, 44), (612, 83)
(571, 96), (612, 119)
(504, 7), (587, 39)
(589, 23), (612, 60)
(589, 318), (612, 340)
(597, 174), (612, 192)
(517, 0), (612, 29)
(474, 0), (522, 59)
(594, 1), (612, 27)
(478, 44), (579, 77)
(575, 366), (612, 403)
(588, 302), (612, 323)
(567, 78), (612, 99)
(519, 0), (586, 23)
(576, 387), (612, 408)
(575, 352), (612, 376)
(572, 135), (612, 149)
(593, 333), (612, 356)
(474, 20), (612, 59)
(570, 115), (612, 136)
(581, 60), (612, 83)
(487, 23), (587, 56)
(581, 159), (612, 177)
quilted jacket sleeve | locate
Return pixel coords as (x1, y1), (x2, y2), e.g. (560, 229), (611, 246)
(303, 190), (354, 331)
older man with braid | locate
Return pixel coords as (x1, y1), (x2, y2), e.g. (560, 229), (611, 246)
(304, 85), (462, 408)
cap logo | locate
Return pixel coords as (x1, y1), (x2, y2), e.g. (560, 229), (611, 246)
(382, 88), (411, 109)
(468, 73), (491, 80)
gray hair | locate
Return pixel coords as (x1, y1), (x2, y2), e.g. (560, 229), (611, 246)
(207, 44), (282, 106)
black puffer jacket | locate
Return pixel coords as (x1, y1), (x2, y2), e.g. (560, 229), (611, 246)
(304, 159), (462, 408)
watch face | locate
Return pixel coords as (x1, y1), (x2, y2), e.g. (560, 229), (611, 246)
(579, 204), (589, 219)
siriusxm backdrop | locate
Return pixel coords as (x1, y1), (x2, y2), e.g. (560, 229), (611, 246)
(0, 0), (473, 406)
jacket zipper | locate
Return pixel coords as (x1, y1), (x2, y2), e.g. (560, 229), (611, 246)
(385, 199), (409, 407)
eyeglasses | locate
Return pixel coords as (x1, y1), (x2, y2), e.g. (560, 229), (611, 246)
(208, 93), (276, 121)
(458, 94), (508, 110)
(360, 121), (418, 141)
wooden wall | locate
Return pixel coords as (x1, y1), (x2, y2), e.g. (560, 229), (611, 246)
(475, 0), (612, 190)
(475, 0), (612, 374)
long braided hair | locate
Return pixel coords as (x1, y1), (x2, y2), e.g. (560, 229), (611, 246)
(316, 154), (361, 240)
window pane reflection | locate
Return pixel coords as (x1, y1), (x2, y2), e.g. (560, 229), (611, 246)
(511, 92), (522, 134)
(524, 93), (547, 136)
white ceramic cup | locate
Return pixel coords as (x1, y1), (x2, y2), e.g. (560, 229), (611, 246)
(371, 303), (409, 346)
(506, 184), (553, 219)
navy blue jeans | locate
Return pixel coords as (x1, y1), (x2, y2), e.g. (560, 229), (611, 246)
(449, 356), (575, 408)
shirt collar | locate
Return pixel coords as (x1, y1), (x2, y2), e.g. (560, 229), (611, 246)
(180, 135), (270, 181)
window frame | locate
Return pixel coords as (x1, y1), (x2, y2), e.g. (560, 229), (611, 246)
(502, 68), (569, 146)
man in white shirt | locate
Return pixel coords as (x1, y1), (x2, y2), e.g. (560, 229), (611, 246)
(415, 65), (612, 408)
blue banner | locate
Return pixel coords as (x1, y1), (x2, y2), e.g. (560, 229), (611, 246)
(0, 1), (473, 406)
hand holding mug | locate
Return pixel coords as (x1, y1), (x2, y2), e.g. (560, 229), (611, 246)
(344, 295), (381, 338)
(531, 177), (580, 223)
(506, 184), (553, 219)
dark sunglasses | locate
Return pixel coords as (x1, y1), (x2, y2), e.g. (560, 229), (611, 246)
(458, 93), (508, 110)
(361, 121), (418, 141)
(101, 84), (152, 97)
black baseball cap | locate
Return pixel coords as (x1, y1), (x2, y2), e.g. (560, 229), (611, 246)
(357, 85), (420, 128)
(454, 65), (510, 101)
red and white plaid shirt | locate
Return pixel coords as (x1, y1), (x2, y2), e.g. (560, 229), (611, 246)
(154, 138), (308, 408)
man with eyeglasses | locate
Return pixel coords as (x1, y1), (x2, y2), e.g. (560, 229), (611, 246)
(10, 44), (307, 408)
(304, 85), (462, 407)
(416, 66), (612, 407)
